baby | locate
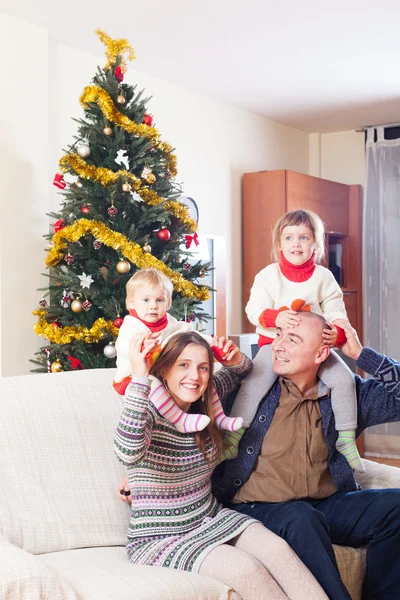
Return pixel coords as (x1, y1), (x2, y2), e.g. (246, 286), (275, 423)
(113, 268), (243, 435)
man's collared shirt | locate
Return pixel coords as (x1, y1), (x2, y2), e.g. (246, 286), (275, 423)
(233, 376), (337, 503)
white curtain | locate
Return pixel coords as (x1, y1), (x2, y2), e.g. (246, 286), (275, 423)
(363, 126), (400, 458)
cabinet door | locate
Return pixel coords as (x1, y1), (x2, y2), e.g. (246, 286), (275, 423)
(343, 292), (358, 329)
(286, 171), (349, 235)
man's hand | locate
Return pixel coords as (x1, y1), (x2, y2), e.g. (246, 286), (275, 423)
(275, 310), (301, 329)
(322, 323), (338, 347)
(212, 336), (243, 366)
(335, 319), (363, 360)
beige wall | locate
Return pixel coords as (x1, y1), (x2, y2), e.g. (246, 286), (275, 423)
(1, 15), (310, 375)
(309, 130), (365, 185)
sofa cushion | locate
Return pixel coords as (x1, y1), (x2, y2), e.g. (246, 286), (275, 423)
(334, 545), (366, 600)
(40, 546), (240, 600)
(0, 368), (130, 554)
(0, 535), (76, 600)
(356, 458), (400, 489)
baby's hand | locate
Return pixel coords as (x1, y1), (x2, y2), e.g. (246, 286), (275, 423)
(275, 310), (301, 329)
(322, 323), (338, 347)
(118, 478), (131, 504)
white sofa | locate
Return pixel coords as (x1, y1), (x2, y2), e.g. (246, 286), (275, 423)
(0, 368), (399, 600)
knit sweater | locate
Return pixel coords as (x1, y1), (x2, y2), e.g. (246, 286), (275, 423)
(114, 356), (257, 572)
(245, 258), (347, 341)
(212, 347), (400, 504)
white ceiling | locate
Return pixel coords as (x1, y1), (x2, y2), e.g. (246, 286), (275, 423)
(3, 0), (400, 132)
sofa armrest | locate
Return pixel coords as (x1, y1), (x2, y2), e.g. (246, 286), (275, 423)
(355, 459), (400, 490)
(0, 535), (77, 600)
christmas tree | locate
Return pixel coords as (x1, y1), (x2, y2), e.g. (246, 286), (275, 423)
(31, 30), (210, 374)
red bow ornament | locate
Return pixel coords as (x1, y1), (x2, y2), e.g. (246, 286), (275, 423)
(115, 66), (124, 82)
(53, 172), (66, 189)
(184, 232), (199, 249)
(67, 355), (86, 370)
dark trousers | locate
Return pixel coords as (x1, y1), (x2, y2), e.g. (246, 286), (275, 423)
(231, 489), (400, 600)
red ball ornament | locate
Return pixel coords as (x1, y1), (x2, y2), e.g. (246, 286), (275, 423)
(54, 219), (66, 233)
(51, 321), (61, 328)
(81, 205), (90, 214)
(157, 228), (171, 242)
(143, 114), (153, 127)
(115, 66), (124, 82)
(113, 317), (124, 328)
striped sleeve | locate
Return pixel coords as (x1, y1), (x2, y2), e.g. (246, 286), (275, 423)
(114, 377), (154, 466)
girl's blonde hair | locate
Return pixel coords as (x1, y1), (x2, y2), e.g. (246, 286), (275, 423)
(150, 331), (224, 462)
(126, 268), (173, 310)
(271, 209), (325, 263)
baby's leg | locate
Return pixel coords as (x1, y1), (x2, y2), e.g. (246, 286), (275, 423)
(150, 380), (210, 432)
(199, 543), (288, 600)
(318, 351), (364, 472)
(211, 388), (243, 432)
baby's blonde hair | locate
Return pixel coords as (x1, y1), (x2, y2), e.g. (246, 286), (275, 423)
(126, 268), (173, 310)
(271, 209), (325, 263)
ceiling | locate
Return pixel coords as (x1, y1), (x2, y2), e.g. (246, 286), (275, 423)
(3, 0), (400, 133)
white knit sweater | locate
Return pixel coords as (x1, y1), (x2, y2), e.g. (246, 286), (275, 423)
(245, 263), (348, 339)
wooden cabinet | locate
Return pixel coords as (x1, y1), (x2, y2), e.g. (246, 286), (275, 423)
(243, 170), (363, 339)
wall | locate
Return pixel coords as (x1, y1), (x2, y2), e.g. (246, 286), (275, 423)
(0, 15), (310, 375)
(309, 130), (365, 185)
(0, 16), (50, 376)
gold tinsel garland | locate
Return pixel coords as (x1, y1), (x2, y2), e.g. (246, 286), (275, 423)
(80, 85), (177, 177)
(59, 154), (197, 232)
(96, 29), (135, 72)
(46, 219), (210, 301)
(33, 310), (119, 344)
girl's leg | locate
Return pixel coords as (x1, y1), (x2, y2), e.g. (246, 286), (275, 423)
(231, 523), (328, 600)
(150, 380), (210, 432)
(318, 351), (364, 472)
(230, 345), (276, 426)
(199, 543), (288, 600)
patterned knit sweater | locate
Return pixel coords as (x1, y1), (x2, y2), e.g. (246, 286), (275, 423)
(212, 347), (400, 504)
(114, 357), (257, 572)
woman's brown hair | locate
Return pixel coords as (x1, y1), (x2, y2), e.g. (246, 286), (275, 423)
(150, 332), (224, 462)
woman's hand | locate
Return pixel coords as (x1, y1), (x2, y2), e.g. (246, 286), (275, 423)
(118, 478), (131, 504)
(212, 336), (242, 366)
(275, 310), (301, 329)
(128, 333), (158, 378)
(322, 323), (338, 347)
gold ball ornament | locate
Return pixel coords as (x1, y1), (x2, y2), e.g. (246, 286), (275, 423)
(122, 182), (132, 192)
(51, 361), (63, 373)
(103, 126), (113, 136)
(76, 180), (83, 188)
(116, 259), (131, 274)
(71, 298), (83, 313)
(116, 94), (126, 105)
(77, 143), (91, 158)
(143, 243), (152, 253)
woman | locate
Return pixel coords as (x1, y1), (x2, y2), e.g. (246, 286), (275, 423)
(115, 331), (327, 600)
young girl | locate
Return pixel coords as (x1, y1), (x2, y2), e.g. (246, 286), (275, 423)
(114, 331), (327, 600)
(113, 268), (242, 434)
(231, 209), (364, 472)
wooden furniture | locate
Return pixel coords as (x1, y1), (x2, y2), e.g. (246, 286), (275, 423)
(243, 169), (363, 338)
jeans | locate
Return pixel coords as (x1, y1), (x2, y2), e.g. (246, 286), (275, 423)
(231, 489), (400, 600)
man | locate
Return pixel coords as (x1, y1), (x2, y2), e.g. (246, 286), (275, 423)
(212, 312), (400, 600)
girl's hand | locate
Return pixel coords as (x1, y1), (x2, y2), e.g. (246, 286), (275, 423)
(322, 323), (338, 347)
(212, 336), (242, 366)
(118, 478), (131, 504)
(128, 333), (157, 377)
(275, 310), (301, 329)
